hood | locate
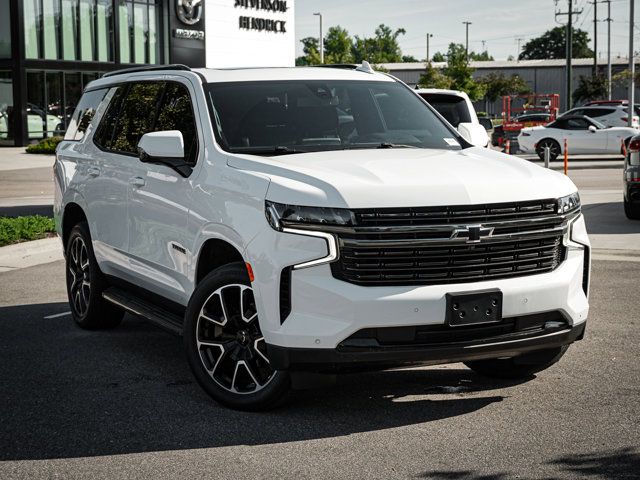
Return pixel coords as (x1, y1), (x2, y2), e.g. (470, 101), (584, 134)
(226, 147), (577, 209)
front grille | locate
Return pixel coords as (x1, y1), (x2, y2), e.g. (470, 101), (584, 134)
(330, 199), (571, 287)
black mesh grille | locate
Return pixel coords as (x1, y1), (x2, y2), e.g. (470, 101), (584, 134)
(330, 199), (569, 287)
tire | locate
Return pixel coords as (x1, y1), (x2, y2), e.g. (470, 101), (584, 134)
(65, 222), (124, 329)
(624, 198), (640, 219)
(184, 262), (290, 411)
(536, 138), (560, 161)
(464, 346), (569, 380)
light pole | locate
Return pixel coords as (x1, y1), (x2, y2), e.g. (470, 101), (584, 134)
(313, 12), (323, 64)
(426, 33), (433, 62)
(463, 21), (472, 62)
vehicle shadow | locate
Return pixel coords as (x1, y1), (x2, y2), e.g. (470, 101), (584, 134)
(417, 446), (640, 479)
(0, 302), (512, 461)
(582, 201), (640, 235)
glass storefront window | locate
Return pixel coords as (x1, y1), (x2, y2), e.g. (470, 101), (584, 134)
(119, 0), (161, 65)
(79, 0), (96, 61)
(62, 0), (79, 60)
(0, 1), (11, 58)
(133, 2), (147, 64)
(43, 0), (61, 59)
(24, 0), (41, 59)
(0, 72), (13, 145)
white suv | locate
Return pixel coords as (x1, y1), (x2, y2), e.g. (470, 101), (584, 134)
(54, 64), (590, 410)
(562, 105), (640, 128)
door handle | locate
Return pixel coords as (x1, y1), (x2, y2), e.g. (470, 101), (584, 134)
(87, 167), (101, 177)
(129, 176), (146, 187)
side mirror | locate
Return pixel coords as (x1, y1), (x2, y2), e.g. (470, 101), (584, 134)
(137, 130), (192, 177)
(458, 122), (490, 148)
(588, 125), (597, 133)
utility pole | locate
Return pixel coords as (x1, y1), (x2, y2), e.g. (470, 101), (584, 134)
(426, 33), (433, 62)
(313, 12), (323, 64)
(592, 0), (597, 75)
(463, 21), (472, 62)
(556, 1), (583, 110)
(481, 40), (486, 52)
(516, 37), (525, 61)
(605, 0), (612, 99)
(629, 0), (635, 127)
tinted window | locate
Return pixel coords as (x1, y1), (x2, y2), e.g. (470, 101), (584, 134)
(478, 117), (493, 130)
(583, 108), (614, 118)
(567, 118), (590, 130)
(207, 81), (461, 154)
(94, 86), (127, 150)
(110, 82), (163, 154)
(418, 93), (472, 127)
(64, 88), (108, 141)
(154, 83), (198, 165)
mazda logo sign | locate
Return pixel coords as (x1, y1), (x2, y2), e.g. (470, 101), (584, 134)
(176, 0), (203, 26)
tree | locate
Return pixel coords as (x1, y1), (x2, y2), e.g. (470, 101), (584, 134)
(352, 24), (406, 63)
(519, 27), (593, 60)
(479, 73), (531, 102)
(324, 26), (354, 64)
(418, 62), (452, 89)
(431, 51), (446, 62)
(572, 75), (608, 104)
(402, 55), (419, 62)
(442, 43), (486, 101)
(295, 37), (321, 65)
(469, 50), (494, 61)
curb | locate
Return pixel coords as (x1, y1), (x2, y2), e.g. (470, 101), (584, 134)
(0, 236), (63, 273)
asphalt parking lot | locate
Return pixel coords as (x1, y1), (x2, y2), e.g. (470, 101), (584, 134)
(0, 165), (639, 479)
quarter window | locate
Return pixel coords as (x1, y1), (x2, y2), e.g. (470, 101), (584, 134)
(64, 88), (108, 141)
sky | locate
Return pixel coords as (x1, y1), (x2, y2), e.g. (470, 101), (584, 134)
(295, 0), (638, 62)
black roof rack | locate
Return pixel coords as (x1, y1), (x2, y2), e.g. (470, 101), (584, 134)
(314, 63), (358, 69)
(102, 64), (191, 78)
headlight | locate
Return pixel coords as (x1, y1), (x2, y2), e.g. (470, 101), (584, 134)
(265, 201), (355, 231)
(558, 192), (580, 215)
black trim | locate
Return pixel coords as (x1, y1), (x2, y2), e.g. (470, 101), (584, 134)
(266, 318), (586, 372)
(279, 267), (292, 324)
(104, 273), (186, 318)
(102, 64), (191, 78)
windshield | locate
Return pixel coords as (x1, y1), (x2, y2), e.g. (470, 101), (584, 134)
(206, 80), (462, 155)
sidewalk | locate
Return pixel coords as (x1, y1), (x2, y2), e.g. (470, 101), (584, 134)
(0, 237), (62, 273)
(0, 147), (54, 216)
(0, 147), (54, 171)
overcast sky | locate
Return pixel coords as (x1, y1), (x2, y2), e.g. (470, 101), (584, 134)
(295, 0), (637, 61)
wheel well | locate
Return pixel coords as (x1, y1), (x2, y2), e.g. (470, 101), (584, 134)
(196, 239), (244, 284)
(62, 203), (87, 247)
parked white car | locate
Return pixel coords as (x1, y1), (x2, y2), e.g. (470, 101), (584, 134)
(562, 105), (639, 129)
(54, 64), (589, 410)
(415, 88), (490, 147)
(518, 115), (638, 160)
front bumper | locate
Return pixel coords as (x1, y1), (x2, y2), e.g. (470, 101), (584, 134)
(246, 214), (590, 356)
(267, 317), (586, 371)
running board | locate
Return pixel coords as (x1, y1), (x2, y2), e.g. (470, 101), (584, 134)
(102, 287), (183, 336)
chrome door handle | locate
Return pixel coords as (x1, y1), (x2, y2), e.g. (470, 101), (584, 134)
(87, 167), (101, 177)
(129, 176), (146, 187)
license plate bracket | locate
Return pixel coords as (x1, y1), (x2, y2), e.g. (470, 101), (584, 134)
(445, 289), (503, 327)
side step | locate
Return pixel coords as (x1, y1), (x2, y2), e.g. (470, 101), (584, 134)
(102, 287), (184, 336)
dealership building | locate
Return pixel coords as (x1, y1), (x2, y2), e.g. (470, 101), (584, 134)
(0, 0), (295, 147)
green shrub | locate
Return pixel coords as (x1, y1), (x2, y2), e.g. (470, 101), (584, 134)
(25, 136), (63, 154)
(0, 215), (56, 247)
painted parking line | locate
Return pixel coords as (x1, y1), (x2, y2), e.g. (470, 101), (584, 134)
(43, 311), (71, 319)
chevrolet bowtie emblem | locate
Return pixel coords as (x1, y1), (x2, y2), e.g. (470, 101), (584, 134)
(451, 224), (495, 243)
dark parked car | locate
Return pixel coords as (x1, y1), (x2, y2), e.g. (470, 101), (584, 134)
(624, 134), (640, 219)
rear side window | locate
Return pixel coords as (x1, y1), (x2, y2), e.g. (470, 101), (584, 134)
(418, 94), (472, 127)
(94, 86), (127, 150)
(583, 108), (614, 118)
(64, 88), (108, 141)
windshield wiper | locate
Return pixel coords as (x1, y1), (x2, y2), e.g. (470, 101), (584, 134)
(376, 142), (419, 149)
(228, 145), (306, 156)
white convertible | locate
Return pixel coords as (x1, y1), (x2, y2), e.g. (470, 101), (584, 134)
(518, 115), (638, 160)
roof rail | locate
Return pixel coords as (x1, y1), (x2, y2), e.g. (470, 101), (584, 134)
(314, 63), (358, 70)
(102, 64), (191, 78)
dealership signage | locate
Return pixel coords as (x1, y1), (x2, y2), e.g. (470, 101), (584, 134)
(174, 0), (205, 41)
(235, 0), (288, 33)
